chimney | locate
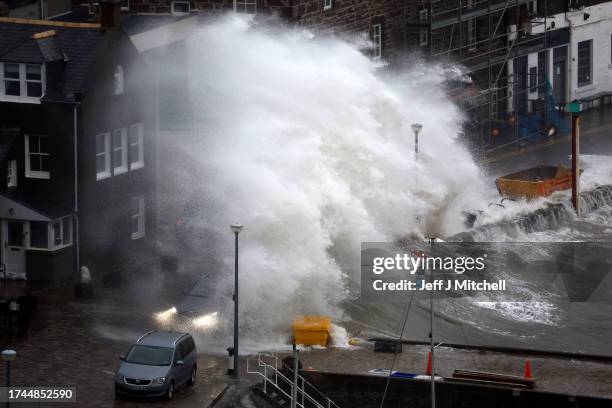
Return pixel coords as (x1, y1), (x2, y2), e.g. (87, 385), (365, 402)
(100, 0), (121, 29)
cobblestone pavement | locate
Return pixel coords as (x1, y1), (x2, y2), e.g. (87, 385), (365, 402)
(0, 286), (245, 408)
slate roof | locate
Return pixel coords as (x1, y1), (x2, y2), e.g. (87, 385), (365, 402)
(0, 18), (104, 101)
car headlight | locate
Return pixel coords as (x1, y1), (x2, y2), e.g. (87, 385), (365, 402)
(115, 373), (125, 382)
(154, 377), (166, 384)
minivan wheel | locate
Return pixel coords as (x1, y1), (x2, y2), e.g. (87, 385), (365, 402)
(166, 381), (175, 400)
(187, 366), (197, 386)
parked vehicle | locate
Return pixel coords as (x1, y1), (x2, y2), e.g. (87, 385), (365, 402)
(115, 330), (197, 400)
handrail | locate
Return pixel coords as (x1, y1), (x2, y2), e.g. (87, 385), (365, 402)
(247, 352), (340, 408)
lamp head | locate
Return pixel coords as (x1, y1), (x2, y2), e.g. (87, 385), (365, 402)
(1, 350), (16, 362)
(230, 223), (243, 234)
(411, 123), (423, 135)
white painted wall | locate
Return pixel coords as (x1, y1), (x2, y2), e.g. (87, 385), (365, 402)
(567, 3), (612, 101)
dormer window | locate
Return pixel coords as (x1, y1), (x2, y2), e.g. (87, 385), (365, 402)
(0, 63), (44, 103)
(114, 65), (124, 95)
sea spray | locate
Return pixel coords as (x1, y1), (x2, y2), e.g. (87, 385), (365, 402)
(158, 15), (487, 350)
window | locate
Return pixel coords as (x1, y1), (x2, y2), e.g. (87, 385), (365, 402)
(131, 196), (145, 240)
(577, 39), (592, 87)
(419, 9), (429, 46)
(112, 128), (128, 175)
(29, 218), (72, 250)
(235, 0), (256, 14)
(324, 0), (333, 10)
(171, 1), (190, 14)
(52, 217), (72, 248)
(537, 50), (548, 97)
(529, 66), (538, 92)
(0, 63), (44, 102)
(114, 65), (124, 95)
(7, 160), (16, 187)
(129, 123), (144, 170)
(29, 221), (48, 249)
(25, 134), (50, 179)
(96, 132), (111, 180)
(610, 34), (612, 64)
(372, 24), (382, 59)
(121, 0), (129, 10)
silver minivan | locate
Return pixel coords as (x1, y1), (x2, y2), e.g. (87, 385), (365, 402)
(115, 330), (197, 400)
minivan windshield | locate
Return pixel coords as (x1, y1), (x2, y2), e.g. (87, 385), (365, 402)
(125, 345), (173, 366)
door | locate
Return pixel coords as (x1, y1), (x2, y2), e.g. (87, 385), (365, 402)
(513, 55), (528, 115)
(3, 221), (26, 278)
(553, 46), (567, 106)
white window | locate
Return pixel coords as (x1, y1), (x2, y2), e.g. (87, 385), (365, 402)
(7, 160), (16, 187)
(112, 128), (128, 175)
(234, 0), (256, 14)
(129, 123), (144, 170)
(114, 65), (124, 95)
(171, 1), (190, 15)
(52, 217), (72, 248)
(0, 63), (44, 103)
(372, 24), (382, 59)
(25, 134), (50, 179)
(324, 0), (333, 10)
(131, 196), (145, 240)
(96, 132), (111, 180)
(577, 39), (592, 87)
(419, 9), (429, 46)
(28, 217), (72, 250)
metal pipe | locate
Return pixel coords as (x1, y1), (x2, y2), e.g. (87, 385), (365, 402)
(572, 114), (580, 216)
(233, 230), (239, 379)
(291, 343), (298, 408)
(430, 237), (435, 408)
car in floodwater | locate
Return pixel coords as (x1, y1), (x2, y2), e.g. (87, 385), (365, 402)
(115, 330), (197, 400)
(154, 273), (225, 331)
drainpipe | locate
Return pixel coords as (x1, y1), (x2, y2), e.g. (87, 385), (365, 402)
(564, 11), (573, 103)
(73, 103), (81, 277)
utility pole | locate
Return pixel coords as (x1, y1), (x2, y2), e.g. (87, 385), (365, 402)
(291, 343), (299, 408)
(230, 224), (243, 379)
(429, 238), (435, 408)
(569, 100), (581, 216)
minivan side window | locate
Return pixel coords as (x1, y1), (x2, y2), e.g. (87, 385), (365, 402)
(183, 337), (195, 356)
(174, 343), (184, 363)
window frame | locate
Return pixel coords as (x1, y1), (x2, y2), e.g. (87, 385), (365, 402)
(112, 128), (128, 175)
(234, 0), (256, 14)
(114, 65), (124, 95)
(7, 159), (17, 188)
(129, 123), (145, 170)
(577, 39), (593, 87)
(24, 134), (50, 179)
(372, 24), (383, 59)
(96, 132), (111, 180)
(419, 9), (429, 46)
(0, 62), (45, 103)
(171, 1), (190, 15)
(27, 217), (72, 251)
(324, 0), (333, 10)
(131, 196), (145, 240)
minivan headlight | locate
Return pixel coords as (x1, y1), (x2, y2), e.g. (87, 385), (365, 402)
(154, 377), (166, 384)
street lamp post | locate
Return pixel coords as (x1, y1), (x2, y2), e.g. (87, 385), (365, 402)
(230, 223), (243, 379)
(2, 350), (16, 408)
(411, 123), (423, 159)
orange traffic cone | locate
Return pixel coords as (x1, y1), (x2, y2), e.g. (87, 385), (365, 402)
(426, 352), (433, 376)
(524, 360), (533, 378)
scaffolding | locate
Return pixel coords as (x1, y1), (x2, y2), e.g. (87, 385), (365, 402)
(406, 0), (566, 154)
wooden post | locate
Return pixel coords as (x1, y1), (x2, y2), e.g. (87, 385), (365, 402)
(571, 114), (580, 216)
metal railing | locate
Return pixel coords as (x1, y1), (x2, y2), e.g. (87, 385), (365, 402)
(246, 352), (340, 408)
